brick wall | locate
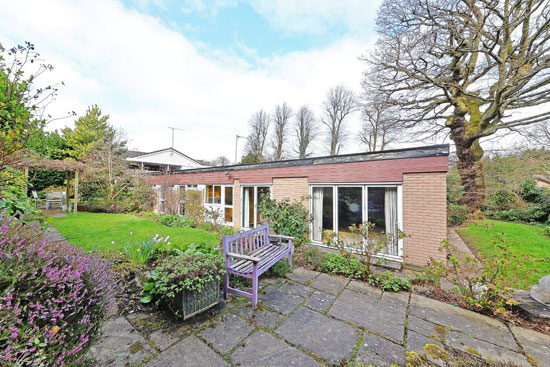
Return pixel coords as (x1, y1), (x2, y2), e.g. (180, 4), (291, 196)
(232, 179), (241, 230)
(402, 172), (447, 266)
(272, 177), (310, 210)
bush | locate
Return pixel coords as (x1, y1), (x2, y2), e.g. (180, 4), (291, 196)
(159, 215), (196, 228)
(264, 260), (292, 277)
(302, 245), (326, 271)
(321, 253), (365, 278)
(486, 190), (518, 211)
(447, 204), (467, 226)
(446, 169), (464, 205)
(0, 187), (42, 223)
(140, 251), (225, 316)
(258, 197), (309, 245)
(425, 231), (528, 314)
(0, 214), (116, 366)
(490, 205), (547, 223)
(370, 271), (412, 292)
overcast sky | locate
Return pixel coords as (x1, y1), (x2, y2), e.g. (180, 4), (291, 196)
(0, 0), (398, 161)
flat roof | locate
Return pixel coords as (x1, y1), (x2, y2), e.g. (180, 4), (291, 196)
(154, 144), (449, 175)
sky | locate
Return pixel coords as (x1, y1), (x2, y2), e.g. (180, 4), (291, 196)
(0, 0), (389, 161)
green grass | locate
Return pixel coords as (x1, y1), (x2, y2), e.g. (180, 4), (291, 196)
(50, 212), (220, 253)
(456, 219), (550, 289)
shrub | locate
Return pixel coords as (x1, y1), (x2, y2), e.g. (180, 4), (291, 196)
(264, 260), (292, 277)
(0, 214), (116, 366)
(258, 197), (309, 245)
(302, 245), (326, 271)
(140, 251), (225, 317)
(447, 204), (467, 226)
(369, 271), (412, 292)
(446, 169), (464, 205)
(490, 205), (547, 223)
(486, 190), (518, 211)
(122, 234), (169, 265)
(425, 231), (529, 314)
(544, 227), (550, 238)
(199, 222), (215, 232)
(0, 187), (42, 222)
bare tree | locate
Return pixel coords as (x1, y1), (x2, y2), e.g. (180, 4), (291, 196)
(512, 121), (550, 147)
(321, 85), (357, 155)
(245, 110), (270, 161)
(366, 0), (550, 212)
(358, 82), (402, 151)
(294, 105), (317, 158)
(211, 156), (231, 166)
(270, 103), (292, 160)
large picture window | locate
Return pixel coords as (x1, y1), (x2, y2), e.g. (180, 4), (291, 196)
(205, 184), (233, 224)
(311, 185), (401, 257)
(242, 185), (271, 228)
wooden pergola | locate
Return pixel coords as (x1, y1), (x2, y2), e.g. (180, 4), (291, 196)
(17, 158), (86, 215)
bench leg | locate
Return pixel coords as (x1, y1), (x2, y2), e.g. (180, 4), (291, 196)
(288, 251), (292, 268)
(224, 272), (229, 300)
(252, 265), (259, 308)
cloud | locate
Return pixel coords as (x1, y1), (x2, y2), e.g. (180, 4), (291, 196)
(0, 0), (372, 161)
(249, 0), (384, 35)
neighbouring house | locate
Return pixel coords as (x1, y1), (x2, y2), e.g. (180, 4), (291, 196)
(144, 144), (449, 267)
(533, 174), (550, 188)
(126, 147), (205, 172)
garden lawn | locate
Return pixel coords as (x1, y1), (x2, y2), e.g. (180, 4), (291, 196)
(456, 219), (550, 290)
(50, 212), (220, 252)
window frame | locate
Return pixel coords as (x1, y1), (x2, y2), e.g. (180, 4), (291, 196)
(309, 183), (403, 261)
(204, 184), (234, 224)
(240, 184), (272, 229)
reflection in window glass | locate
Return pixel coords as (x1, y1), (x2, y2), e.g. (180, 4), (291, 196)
(206, 185), (213, 204)
(338, 187), (363, 244)
(214, 185), (221, 204)
(368, 187), (386, 233)
(312, 187), (334, 242)
(256, 187), (270, 224)
(224, 207), (233, 223)
(225, 187), (233, 206)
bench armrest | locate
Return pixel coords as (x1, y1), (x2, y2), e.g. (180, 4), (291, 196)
(268, 234), (295, 240)
(227, 252), (261, 263)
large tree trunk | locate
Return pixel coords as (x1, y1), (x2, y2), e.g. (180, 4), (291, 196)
(449, 114), (486, 213)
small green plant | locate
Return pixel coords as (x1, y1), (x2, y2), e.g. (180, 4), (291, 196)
(321, 253), (365, 278)
(544, 226), (550, 238)
(303, 245), (326, 270)
(264, 260), (292, 277)
(140, 250), (225, 316)
(122, 234), (168, 265)
(258, 197), (309, 245)
(159, 215), (197, 228)
(371, 271), (412, 292)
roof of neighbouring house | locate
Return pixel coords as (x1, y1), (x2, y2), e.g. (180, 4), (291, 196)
(126, 147), (205, 169)
(155, 143), (450, 175)
(534, 174), (550, 184)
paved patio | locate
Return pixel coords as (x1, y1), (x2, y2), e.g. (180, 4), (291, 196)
(89, 268), (550, 367)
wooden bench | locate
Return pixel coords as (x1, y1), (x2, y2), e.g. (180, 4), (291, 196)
(222, 224), (294, 307)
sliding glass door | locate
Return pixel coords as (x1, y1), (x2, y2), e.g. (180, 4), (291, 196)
(242, 186), (271, 228)
(311, 185), (401, 256)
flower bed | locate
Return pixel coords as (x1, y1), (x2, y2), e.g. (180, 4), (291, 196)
(0, 214), (116, 366)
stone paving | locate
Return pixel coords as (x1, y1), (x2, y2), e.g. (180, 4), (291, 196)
(89, 267), (550, 367)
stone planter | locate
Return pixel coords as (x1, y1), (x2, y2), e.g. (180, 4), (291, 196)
(171, 279), (221, 320)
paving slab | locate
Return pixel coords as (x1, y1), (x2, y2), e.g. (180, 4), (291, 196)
(346, 279), (383, 298)
(406, 330), (445, 367)
(511, 326), (550, 367)
(149, 325), (188, 352)
(409, 294), (517, 350)
(329, 289), (407, 343)
(147, 336), (228, 367)
(262, 287), (304, 314)
(305, 290), (335, 313)
(233, 304), (284, 329)
(446, 330), (530, 367)
(198, 313), (254, 354)
(230, 330), (322, 367)
(355, 332), (405, 367)
(286, 267), (320, 284)
(407, 315), (448, 339)
(276, 307), (359, 365)
(280, 280), (315, 297)
(310, 273), (349, 295)
(88, 317), (155, 366)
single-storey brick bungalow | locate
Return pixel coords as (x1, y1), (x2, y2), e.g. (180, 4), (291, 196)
(144, 144), (449, 267)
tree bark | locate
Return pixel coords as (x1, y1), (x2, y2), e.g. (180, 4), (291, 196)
(448, 114), (486, 213)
